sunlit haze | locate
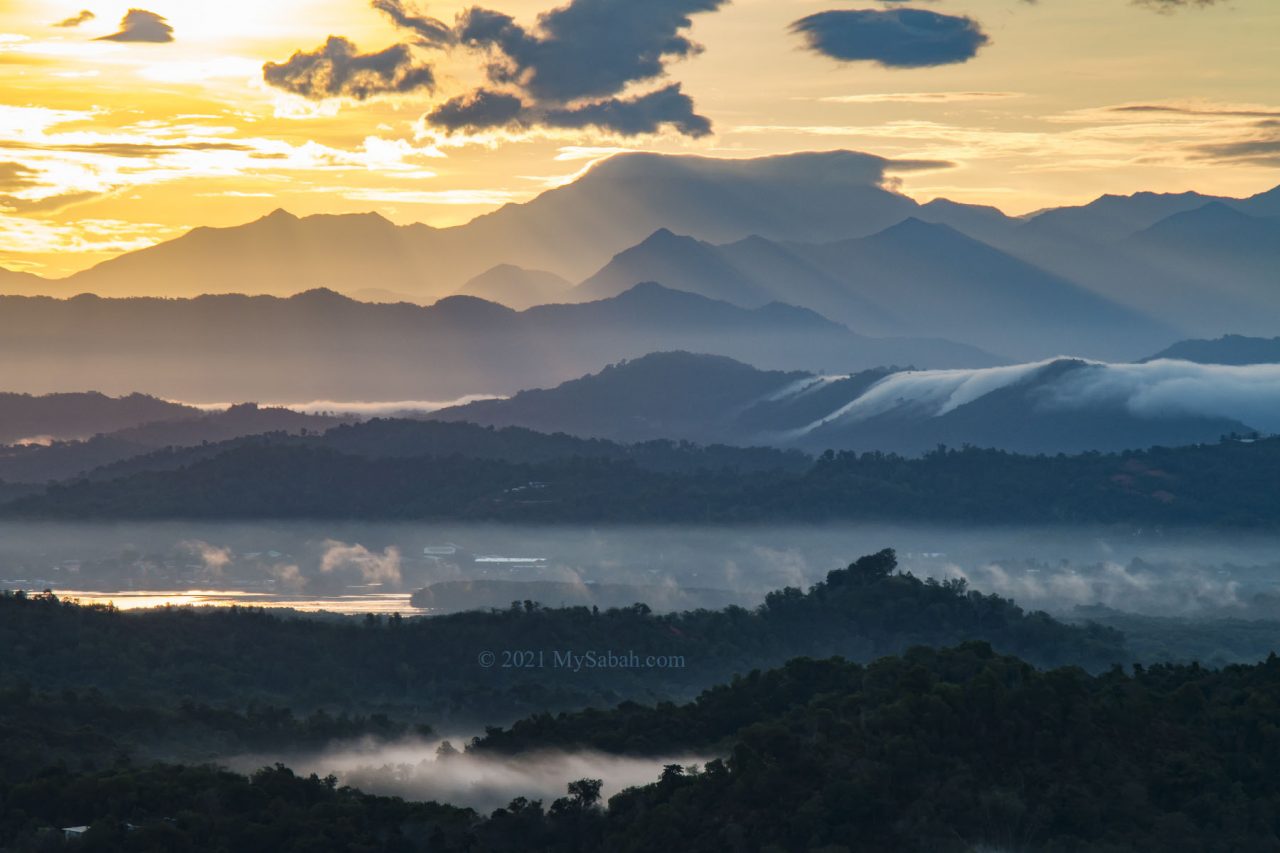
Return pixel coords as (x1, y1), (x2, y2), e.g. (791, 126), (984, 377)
(1, 0), (1276, 276)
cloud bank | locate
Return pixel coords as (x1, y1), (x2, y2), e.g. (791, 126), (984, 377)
(937, 559), (1248, 617)
(426, 84), (711, 137)
(265, 0), (725, 137)
(791, 8), (990, 69)
(795, 359), (1280, 434)
(454, 0), (724, 102)
(263, 37), (436, 101)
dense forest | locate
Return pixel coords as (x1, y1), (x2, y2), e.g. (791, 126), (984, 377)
(0, 552), (1125, 728)
(8, 645), (1280, 851)
(4, 422), (1279, 526)
(5, 553), (1280, 851)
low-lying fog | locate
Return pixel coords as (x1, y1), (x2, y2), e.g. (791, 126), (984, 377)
(224, 739), (711, 812)
(4, 521), (1280, 620)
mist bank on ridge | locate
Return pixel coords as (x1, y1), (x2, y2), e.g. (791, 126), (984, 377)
(435, 352), (1279, 455)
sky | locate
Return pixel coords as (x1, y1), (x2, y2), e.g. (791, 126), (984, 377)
(0, 0), (1277, 278)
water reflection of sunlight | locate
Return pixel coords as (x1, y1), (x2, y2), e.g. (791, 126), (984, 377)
(33, 589), (418, 615)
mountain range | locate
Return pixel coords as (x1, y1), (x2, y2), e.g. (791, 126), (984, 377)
(13, 151), (925, 301)
(1146, 335), (1280, 365)
(0, 284), (996, 402)
(435, 351), (1272, 455)
(574, 219), (1168, 360)
(3, 150), (1274, 367)
(2, 149), (1276, 387)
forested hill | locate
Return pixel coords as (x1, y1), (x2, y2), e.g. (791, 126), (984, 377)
(64, 417), (811, 484)
(469, 644), (1280, 852)
(8, 429), (1279, 527)
(10, 645), (1280, 852)
(0, 552), (1124, 725)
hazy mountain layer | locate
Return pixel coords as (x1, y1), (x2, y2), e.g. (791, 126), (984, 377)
(50, 151), (927, 300)
(436, 352), (1274, 455)
(0, 285), (996, 401)
(1146, 335), (1280, 365)
(2, 151), (1269, 360)
(2, 149), (1269, 358)
(0, 404), (348, 484)
(0, 392), (195, 445)
(576, 220), (1169, 360)
(458, 265), (575, 310)
(974, 196), (1280, 338)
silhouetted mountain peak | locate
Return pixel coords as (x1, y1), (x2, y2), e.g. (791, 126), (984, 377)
(920, 198), (1009, 217)
(756, 301), (842, 328)
(430, 294), (519, 321)
(604, 281), (725, 310)
(1090, 190), (1210, 208)
(1144, 334), (1280, 365)
(458, 264), (574, 309)
(873, 216), (969, 245)
(1241, 184), (1280, 215)
(1137, 201), (1274, 242)
(637, 227), (697, 248)
(290, 287), (354, 304)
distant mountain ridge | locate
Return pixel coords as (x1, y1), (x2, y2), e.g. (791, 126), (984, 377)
(3, 150), (1274, 358)
(0, 392), (195, 445)
(0, 285), (998, 402)
(1146, 335), (1280, 365)
(574, 218), (1171, 360)
(0, 404), (348, 485)
(458, 265), (574, 310)
(435, 351), (1269, 455)
(48, 151), (929, 300)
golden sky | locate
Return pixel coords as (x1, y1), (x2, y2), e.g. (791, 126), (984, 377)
(1, 0), (1277, 277)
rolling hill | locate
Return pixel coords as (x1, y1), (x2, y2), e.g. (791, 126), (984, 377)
(0, 392), (196, 445)
(0, 404), (349, 485)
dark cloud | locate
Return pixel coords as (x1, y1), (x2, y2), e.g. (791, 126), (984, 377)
(792, 8), (990, 69)
(96, 9), (174, 43)
(543, 84), (712, 137)
(263, 36), (435, 101)
(426, 83), (711, 138)
(269, 0), (723, 136)
(426, 0), (725, 137)
(53, 10), (95, 28)
(1193, 122), (1280, 167)
(426, 89), (529, 133)
(371, 0), (455, 47)
(456, 0), (726, 102)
